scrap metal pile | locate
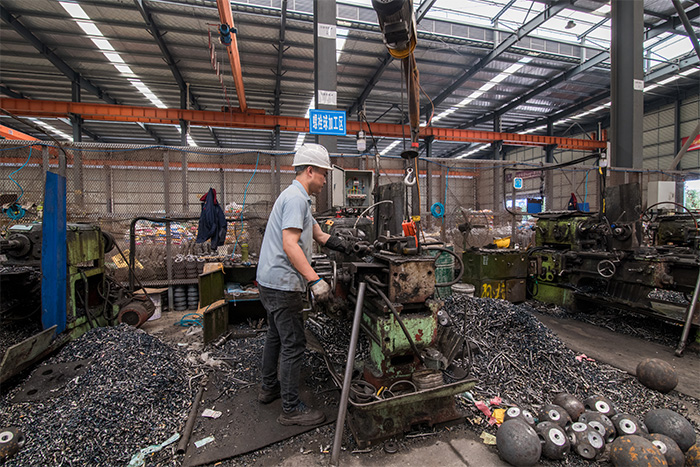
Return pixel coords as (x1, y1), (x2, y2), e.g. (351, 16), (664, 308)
(0, 324), (197, 467)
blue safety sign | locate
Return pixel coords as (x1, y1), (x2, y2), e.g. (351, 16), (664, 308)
(513, 177), (523, 189)
(309, 109), (346, 136)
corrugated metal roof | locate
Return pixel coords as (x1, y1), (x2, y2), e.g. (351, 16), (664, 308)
(0, 0), (698, 158)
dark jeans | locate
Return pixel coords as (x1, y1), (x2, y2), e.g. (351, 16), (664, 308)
(259, 285), (306, 412)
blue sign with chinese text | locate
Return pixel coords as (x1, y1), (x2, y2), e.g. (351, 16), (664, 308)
(309, 109), (346, 136)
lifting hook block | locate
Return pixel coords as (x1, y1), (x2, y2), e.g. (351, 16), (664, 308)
(404, 167), (416, 186)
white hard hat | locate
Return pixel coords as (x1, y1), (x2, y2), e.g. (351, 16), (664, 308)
(292, 143), (332, 170)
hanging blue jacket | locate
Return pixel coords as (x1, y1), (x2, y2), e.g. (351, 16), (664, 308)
(196, 188), (227, 249)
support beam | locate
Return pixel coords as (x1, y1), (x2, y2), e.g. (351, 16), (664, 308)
(0, 85), (24, 99)
(421, 0), (570, 116)
(611, 0), (644, 169)
(0, 97), (608, 151)
(0, 5), (118, 105)
(461, 51), (609, 130)
(273, 0), (288, 117)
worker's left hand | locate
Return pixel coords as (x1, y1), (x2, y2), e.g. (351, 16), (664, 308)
(310, 278), (332, 302)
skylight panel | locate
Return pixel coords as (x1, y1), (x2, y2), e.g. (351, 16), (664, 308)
(29, 118), (72, 141)
(336, 28), (349, 62)
(59, 2), (89, 20)
(91, 38), (114, 51)
(76, 21), (103, 37)
(380, 140), (400, 156)
(103, 52), (125, 64)
(652, 36), (694, 62)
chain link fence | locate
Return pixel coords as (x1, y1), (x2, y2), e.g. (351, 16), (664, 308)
(0, 140), (690, 286)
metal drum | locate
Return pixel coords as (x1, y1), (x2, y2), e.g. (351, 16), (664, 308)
(427, 244), (454, 298)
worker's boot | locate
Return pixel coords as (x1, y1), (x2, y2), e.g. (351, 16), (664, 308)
(277, 401), (325, 426)
(257, 384), (281, 404)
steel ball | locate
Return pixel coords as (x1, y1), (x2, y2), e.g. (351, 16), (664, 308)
(610, 435), (668, 467)
(496, 419), (542, 466)
(538, 404), (572, 428)
(553, 393), (585, 421)
(645, 408), (697, 452)
(636, 358), (678, 394)
(536, 421), (570, 460)
(611, 413), (649, 437)
(580, 410), (617, 443)
(648, 433), (685, 467)
(584, 394), (617, 417)
(685, 443), (700, 467)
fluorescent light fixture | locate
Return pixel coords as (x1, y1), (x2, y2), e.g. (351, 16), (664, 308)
(77, 21), (103, 36)
(643, 84), (660, 93)
(657, 75), (680, 85)
(59, 2), (89, 19)
(680, 68), (698, 76)
(380, 140), (400, 156)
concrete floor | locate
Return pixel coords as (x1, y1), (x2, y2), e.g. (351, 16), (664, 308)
(141, 309), (700, 466)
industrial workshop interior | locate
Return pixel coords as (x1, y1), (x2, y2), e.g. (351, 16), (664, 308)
(1, 0), (700, 465)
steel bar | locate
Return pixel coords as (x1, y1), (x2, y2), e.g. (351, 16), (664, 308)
(331, 282), (366, 466)
(675, 262), (700, 356)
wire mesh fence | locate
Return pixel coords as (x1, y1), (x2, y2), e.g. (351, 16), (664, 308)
(0, 140), (691, 285)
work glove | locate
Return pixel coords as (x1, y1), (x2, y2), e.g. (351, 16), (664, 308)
(325, 235), (352, 255)
(310, 278), (332, 303)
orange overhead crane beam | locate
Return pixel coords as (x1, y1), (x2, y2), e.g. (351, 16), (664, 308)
(0, 98), (607, 151)
(0, 124), (38, 141)
(216, 0), (247, 113)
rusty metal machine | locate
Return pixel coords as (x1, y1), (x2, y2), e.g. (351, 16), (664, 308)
(316, 221), (475, 447)
(527, 183), (700, 355)
(0, 223), (147, 383)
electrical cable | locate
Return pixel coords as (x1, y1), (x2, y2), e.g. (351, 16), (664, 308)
(4, 146), (32, 219)
(424, 245), (464, 287)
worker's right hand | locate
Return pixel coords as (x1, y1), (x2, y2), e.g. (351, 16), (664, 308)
(310, 278), (332, 302)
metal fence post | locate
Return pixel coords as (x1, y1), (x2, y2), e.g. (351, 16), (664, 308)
(165, 149), (174, 310)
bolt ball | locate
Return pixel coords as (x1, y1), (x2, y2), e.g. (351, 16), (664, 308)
(610, 435), (668, 467)
(645, 408), (697, 452)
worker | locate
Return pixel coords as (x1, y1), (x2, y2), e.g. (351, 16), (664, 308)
(256, 143), (351, 426)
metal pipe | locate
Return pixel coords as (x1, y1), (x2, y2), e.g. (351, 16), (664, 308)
(176, 380), (206, 455)
(331, 282), (366, 466)
(675, 262), (700, 356)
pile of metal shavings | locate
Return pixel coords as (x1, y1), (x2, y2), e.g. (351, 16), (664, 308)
(441, 296), (699, 442)
(0, 320), (42, 359)
(0, 324), (198, 467)
(528, 299), (687, 350)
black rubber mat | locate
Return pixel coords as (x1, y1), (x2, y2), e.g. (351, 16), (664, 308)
(12, 359), (92, 402)
(181, 380), (338, 467)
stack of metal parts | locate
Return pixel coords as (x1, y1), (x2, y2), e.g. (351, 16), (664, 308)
(187, 284), (199, 310)
(173, 285), (187, 311)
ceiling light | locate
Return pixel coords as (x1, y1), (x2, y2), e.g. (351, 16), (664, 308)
(565, 20), (576, 29)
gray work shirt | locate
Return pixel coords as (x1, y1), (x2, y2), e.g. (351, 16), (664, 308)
(256, 179), (317, 292)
